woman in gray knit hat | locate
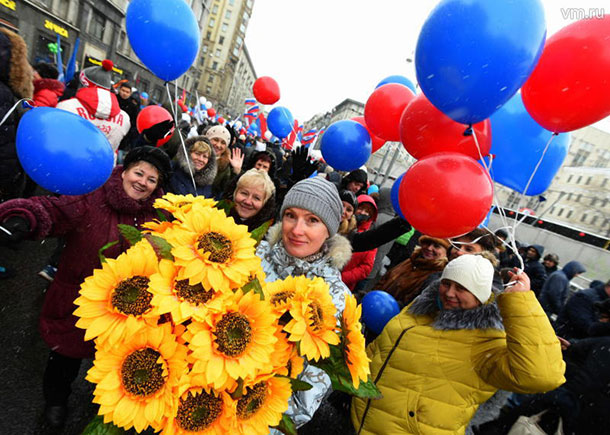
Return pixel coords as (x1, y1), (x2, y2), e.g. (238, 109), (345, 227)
(256, 176), (352, 431)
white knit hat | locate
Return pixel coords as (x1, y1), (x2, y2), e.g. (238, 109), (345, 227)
(205, 125), (231, 145)
(441, 255), (494, 304)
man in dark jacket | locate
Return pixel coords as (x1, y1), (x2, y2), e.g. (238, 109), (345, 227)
(556, 280), (609, 339)
(543, 253), (560, 276)
(340, 169), (368, 195)
(524, 244), (547, 296)
(539, 261), (587, 319)
(116, 82), (140, 153)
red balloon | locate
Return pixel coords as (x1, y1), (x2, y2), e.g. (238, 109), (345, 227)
(207, 107), (216, 117)
(522, 15), (610, 132)
(398, 153), (493, 238)
(351, 116), (386, 152)
(218, 116), (225, 124)
(364, 83), (415, 141)
(253, 76), (280, 105)
(399, 93), (492, 160)
(136, 105), (175, 146)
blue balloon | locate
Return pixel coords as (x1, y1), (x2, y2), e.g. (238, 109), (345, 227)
(361, 291), (400, 335)
(416, 0), (546, 124)
(320, 120), (371, 171)
(479, 205), (496, 228)
(126, 0), (200, 81)
(376, 75), (417, 93)
(16, 108), (114, 195)
(488, 93), (570, 196)
(267, 107), (294, 139)
(367, 184), (379, 195)
(390, 173), (406, 219)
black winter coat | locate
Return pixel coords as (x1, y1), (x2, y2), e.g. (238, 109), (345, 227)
(556, 285), (609, 339)
(524, 259), (547, 296)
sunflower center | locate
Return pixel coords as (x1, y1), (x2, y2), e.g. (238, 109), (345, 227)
(111, 276), (152, 316)
(236, 382), (268, 420)
(175, 279), (215, 306)
(270, 290), (295, 306)
(176, 390), (223, 432)
(121, 348), (165, 397)
(308, 301), (324, 331)
(197, 232), (233, 263)
(214, 312), (252, 357)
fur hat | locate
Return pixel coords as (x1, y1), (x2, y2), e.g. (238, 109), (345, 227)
(345, 169), (367, 185)
(281, 177), (343, 237)
(80, 59), (114, 89)
(441, 254), (494, 304)
(0, 28), (33, 99)
(419, 235), (451, 249)
(123, 146), (172, 183)
(205, 125), (231, 145)
(339, 190), (358, 209)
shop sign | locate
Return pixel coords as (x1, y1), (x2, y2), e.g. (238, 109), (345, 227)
(86, 56), (124, 75)
(1, 0), (16, 11)
(44, 19), (69, 38)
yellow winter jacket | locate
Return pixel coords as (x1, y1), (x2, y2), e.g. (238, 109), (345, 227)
(351, 284), (565, 435)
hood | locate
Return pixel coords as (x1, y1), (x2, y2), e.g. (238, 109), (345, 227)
(265, 222), (352, 270)
(33, 78), (65, 96)
(75, 86), (121, 119)
(356, 194), (378, 231)
(562, 261), (586, 280)
(246, 150), (277, 176)
(409, 280), (504, 331)
(528, 244), (545, 259)
(174, 136), (218, 187)
(0, 28), (33, 99)
(376, 187), (393, 215)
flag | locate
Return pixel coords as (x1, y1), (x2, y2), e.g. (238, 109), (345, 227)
(282, 120), (302, 150)
(257, 112), (267, 137)
(245, 97), (257, 106)
(301, 128), (318, 147)
(244, 104), (260, 126)
(55, 34), (64, 82)
(64, 37), (79, 84)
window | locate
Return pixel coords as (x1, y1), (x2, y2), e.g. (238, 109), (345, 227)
(218, 36), (224, 45)
(576, 194), (582, 202)
(206, 31), (212, 39)
(246, 0), (253, 8)
(221, 23), (228, 33)
(209, 18), (215, 27)
(232, 47), (239, 57)
(595, 150), (610, 168)
(591, 216), (598, 225)
(202, 45), (208, 53)
(117, 31), (126, 52)
(239, 23), (246, 33)
(592, 197), (597, 206)
(581, 214), (588, 223)
(206, 86), (212, 93)
(558, 208), (564, 217)
(208, 75), (214, 83)
(225, 10), (231, 19)
(89, 10), (105, 40)
(235, 35), (243, 48)
(215, 48), (221, 57)
(566, 210), (573, 219)
(212, 61), (218, 70)
(572, 142), (593, 166)
(152, 88), (162, 103)
(229, 0), (235, 5)
(57, 0), (70, 20)
(243, 11), (250, 22)
(567, 175), (573, 183)
(212, 4), (218, 14)
(139, 80), (149, 92)
(586, 176), (592, 185)
(577, 176), (582, 183)
(567, 193), (572, 201)
(603, 178), (608, 188)
(199, 56), (205, 67)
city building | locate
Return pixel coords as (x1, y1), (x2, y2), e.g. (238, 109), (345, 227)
(225, 43), (256, 120)
(496, 125), (610, 237)
(197, 0), (254, 116)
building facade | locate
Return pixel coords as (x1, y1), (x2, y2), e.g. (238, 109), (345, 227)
(224, 43), (256, 119)
(197, 0), (254, 116)
(1, 0), (211, 105)
(497, 126), (610, 237)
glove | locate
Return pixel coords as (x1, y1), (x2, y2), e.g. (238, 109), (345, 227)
(143, 120), (175, 143)
(290, 146), (319, 182)
(0, 216), (30, 246)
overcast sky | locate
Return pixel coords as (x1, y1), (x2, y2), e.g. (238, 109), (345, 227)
(245, 0), (610, 131)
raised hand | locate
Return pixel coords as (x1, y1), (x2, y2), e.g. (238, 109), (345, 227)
(229, 147), (244, 174)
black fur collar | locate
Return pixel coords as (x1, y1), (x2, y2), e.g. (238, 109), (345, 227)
(408, 280), (504, 331)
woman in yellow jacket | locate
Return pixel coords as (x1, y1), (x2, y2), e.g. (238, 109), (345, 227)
(352, 254), (565, 435)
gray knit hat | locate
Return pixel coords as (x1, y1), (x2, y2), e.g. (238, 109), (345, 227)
(281, 177), (343, 237)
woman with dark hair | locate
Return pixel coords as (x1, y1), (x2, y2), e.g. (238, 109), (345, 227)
(0, 146), (171, 428)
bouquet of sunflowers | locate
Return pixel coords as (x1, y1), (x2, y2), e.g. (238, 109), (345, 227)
(75, 194), (380, 435)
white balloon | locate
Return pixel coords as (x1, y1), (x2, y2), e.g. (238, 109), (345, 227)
(264, 131), (272, 140)
(199, 96), (206, 104)
(234, 121), (243, 129)
(205, 101), (213, 109)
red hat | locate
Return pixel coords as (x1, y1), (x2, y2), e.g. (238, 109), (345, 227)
(79, 59), (114, 89)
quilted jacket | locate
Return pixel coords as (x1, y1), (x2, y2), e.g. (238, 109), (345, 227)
(351, 281), (565, 435)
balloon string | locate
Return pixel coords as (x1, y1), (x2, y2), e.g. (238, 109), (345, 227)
(0, 98), (31, 127)
(471, 127), (524, 271)
(165, 82), (197, 195)
(512, 133), (557, 231)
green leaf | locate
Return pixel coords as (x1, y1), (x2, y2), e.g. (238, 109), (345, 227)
(215, 199), (234, 216)
(97, 240), (119, 264)
(143, 234), (174, 261)
(155, 208), (169, 222)
(250, 219), (273, 245)
(230, 378), (245, 400)
(288, 377), (313, 392)
(117, 224), (142, 246)
(81, 415), (126, 435)
(272, 413), (297, 435)
(311, 345), (382, 399)
(241, 277), (264, 300)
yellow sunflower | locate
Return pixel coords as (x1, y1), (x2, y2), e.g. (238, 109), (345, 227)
(283, 276), (340, 361)
(74, 241), (160, 347)
(162, 375), (234, 435)
(187, 290), (277, 390)
(341, 293), (370, 389)
(264, 275), (303, 316)
(142, 219), (176, 236)
(154, 193), (216, 215)
(268, 326), (304, 379)
(231, 376), (292, 435)
(87, 323), (188, 433)
(149, 259), (228, 324)
(167, 203), (260, 292)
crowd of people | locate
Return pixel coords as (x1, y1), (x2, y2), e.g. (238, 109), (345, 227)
(1, 27), (608, 435)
